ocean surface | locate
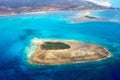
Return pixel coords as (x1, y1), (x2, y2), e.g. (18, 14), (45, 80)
(0, 10), (120, 80)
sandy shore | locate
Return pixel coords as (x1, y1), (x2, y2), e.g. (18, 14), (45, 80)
(0, 11), (47, 17)
(0, 10), (100, 17)
(28, 38), (111, 65)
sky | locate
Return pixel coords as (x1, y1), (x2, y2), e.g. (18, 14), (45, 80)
(86, 0), (120, 7)
(110, 0), (120, 7)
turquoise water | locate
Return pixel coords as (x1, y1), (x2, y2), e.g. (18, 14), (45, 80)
(91, 10), (120, 20)
(0, 11), (120, 80)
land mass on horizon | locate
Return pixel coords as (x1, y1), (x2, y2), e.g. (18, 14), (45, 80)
(0, 0), (117, 16)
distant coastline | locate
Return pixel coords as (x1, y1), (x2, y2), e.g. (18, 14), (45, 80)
(0, 10), (96, 17)
(1, 10), (119, 24)
(0, 9), (118, 17)
(0, 11), (47, 17)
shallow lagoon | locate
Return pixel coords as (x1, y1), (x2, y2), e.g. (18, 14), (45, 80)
(0, 11), (120, 80)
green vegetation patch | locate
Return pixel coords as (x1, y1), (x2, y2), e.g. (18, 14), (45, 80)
(41, 42), (71, 50)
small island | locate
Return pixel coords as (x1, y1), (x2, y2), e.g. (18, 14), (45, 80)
(73, 16), (109, 22)
(28, 38), (111, 65)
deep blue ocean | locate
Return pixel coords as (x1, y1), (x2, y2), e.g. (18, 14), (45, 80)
(0, 10), (120, 80)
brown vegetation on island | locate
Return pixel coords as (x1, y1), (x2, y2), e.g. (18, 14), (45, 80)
(28, 40), (111, 65)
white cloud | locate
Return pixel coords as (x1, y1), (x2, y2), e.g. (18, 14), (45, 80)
(86, 0), (111, 7)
